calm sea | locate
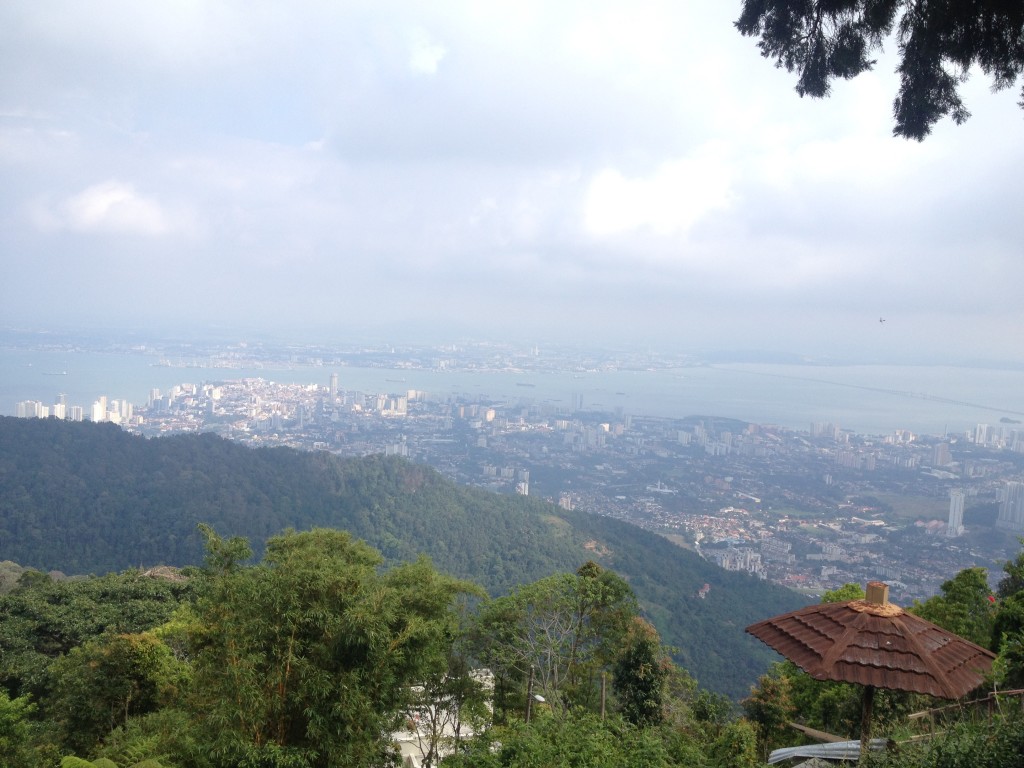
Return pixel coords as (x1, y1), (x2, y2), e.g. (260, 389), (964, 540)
(3, 348), (1024, 437)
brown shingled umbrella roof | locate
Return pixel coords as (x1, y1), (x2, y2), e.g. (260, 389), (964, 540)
(746, 582), (996, 754)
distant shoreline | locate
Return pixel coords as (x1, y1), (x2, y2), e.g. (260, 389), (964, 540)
(4, 346), (1024, 437)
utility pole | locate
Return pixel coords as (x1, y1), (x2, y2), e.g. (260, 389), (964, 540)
(525, 666), (535, 722)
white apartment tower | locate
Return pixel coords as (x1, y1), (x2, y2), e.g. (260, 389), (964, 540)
(947, 488), (965, 537)
(91, 395), (108, 423)
(16, 400), (41, 418)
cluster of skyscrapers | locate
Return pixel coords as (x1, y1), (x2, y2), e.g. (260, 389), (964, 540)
(974, 422), (1024, 452)
(944, 483), (1024, 536)
(16, 394), (133, 425)
(15, 394), (82, 421)
(997, 481), (1024, 533)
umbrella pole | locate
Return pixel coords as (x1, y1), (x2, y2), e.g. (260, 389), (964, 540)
(859, 685), (875, 759)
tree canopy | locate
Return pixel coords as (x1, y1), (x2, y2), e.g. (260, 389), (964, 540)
(189, 527), (477, 768)
(7, 532), (1024, 766)
(0, 416), (804, 699)
(473, 562), (640, 718)
(735, 0), (1024, 139)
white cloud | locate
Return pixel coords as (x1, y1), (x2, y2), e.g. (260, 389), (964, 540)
(582, 144), (734, 238)
(408, 29), (447, 75)
(56, 181), (175, 236)
(565, 4), (672, 77)
(1, 2), (1022, 360)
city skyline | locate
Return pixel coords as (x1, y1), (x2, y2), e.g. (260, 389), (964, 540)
(12, 369), (1024, 602)
(2, 3), (1023, 363)
(8, 335), (1024, 436)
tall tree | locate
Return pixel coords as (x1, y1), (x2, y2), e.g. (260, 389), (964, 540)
(911, 566), (996, 648)
(741, 666), (797, 759)
(46, 632), (186, 756)
(997, 541), (1024, 599)
(0, 570), (193, 705)
(612, 617), (671, 728)
(443, 710), (678, 768)
(990, 544), (1024, 687)
(398, 656), (491, 768)
(473, 562), (637, 718)
(0, 689), (39, 768)
(189, 527), (476, 768)
(736, 1), (1024, 139)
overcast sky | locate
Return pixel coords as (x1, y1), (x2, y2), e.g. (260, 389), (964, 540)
(2, 1), (1021, 362)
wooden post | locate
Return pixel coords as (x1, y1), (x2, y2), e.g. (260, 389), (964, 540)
(860, 685), (875, 758)
(525, 666), (535, 723)
(863, 580), (885, 759)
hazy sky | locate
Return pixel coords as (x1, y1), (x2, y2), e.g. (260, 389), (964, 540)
(2, 2), (1022, 362)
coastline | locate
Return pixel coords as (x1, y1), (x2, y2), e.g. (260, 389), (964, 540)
(5, 347), (1024, 437)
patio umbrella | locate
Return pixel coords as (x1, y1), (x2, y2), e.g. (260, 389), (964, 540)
(746, 581), (996, 755)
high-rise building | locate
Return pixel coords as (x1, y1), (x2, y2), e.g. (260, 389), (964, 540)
(16, 400), (39, 418)
(811, 422), (840, 439)
(329, 373), (338, 400)
(947, 489), (965, 537)
(997, 482), (1024, 533)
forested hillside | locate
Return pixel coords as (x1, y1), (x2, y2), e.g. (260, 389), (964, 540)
(0, 416), (804, 697)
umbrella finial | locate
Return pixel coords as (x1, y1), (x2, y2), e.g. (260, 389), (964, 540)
(866, 581), (889, 606)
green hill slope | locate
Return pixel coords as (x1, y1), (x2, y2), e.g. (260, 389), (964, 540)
(0, 416), (805, 697)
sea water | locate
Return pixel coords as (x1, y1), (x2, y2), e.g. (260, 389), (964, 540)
(3, 348), (1024, 437)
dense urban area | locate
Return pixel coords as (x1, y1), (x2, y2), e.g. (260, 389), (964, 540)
(14, 339), (1024, 603)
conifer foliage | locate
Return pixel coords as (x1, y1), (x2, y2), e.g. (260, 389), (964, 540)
(736, 1), (1024, 139)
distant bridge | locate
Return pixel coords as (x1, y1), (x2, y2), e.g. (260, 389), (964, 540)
(713, 366), (1024, 420)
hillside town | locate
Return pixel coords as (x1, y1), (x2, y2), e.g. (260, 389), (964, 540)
(17, 360), (1024, 604)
